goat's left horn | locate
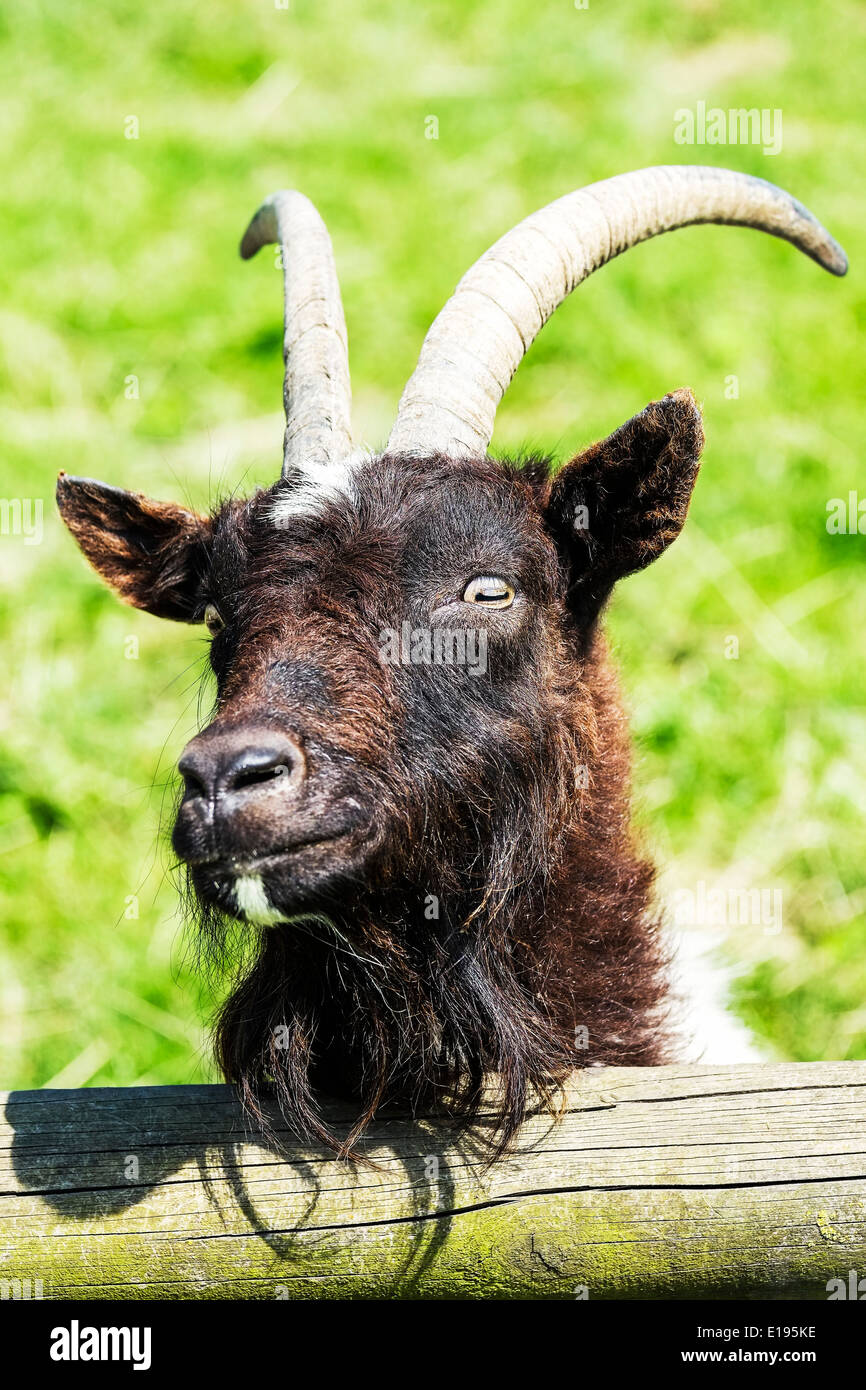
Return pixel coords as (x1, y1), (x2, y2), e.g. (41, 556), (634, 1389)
(386, 165), (848, 460)
(241, 191), (353, 479)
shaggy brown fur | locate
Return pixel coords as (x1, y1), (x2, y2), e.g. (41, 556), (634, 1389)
(57, 388), (704, 1159)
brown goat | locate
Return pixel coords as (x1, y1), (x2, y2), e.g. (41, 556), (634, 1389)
(57, 167), (847, 1158)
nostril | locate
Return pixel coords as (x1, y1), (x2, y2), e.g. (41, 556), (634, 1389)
(232, 761), (292, 792)
(222, 741), (303, 796)
(181, 769), (208, 800)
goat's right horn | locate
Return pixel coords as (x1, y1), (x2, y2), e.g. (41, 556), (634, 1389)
(386, 165), (848, 461)
(241, 191), (353, 483)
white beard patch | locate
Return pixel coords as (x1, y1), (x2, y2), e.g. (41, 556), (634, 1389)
(268, 449), (370, 525)
(233, 873), (285, 926)
(231, 878), (343, 939)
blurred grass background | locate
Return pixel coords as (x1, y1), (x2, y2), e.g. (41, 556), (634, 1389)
(0, 0), (863, 1089)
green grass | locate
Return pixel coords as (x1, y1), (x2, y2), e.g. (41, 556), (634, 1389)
(0, 0), (864, 1089)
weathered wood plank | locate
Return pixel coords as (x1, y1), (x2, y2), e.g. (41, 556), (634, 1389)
(1, 1062), (865, 1300)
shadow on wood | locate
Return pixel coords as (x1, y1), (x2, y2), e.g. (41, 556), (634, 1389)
(2, 1062), (865, 1299)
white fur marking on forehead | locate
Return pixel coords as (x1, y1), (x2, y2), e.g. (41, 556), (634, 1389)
(233, 874), (285, 926)
(268, 448), (371, 525)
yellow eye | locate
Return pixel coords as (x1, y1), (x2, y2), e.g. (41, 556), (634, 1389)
(462, 575), (515, 609)
(204, 603), (225, 635)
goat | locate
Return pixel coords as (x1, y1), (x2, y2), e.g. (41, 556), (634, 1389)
(57, 166), (847, 1158)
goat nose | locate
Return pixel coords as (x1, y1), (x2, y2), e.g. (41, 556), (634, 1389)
(178, 731), (305, 801)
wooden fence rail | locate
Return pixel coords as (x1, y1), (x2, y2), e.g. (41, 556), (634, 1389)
(2, 1062), (866, 1300)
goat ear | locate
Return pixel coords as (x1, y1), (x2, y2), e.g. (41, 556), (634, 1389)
(56, 474), (212, 622)
(545, 389), (704, 625)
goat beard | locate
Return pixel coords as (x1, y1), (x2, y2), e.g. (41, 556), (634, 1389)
(212, 897), (574, 1162)
(183, 731), (588, 1161)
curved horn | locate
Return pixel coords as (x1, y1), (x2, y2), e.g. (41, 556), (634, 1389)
(386, 165), (848, 459)
(241, 191), (353, 479)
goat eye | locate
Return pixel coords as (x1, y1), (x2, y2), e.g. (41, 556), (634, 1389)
(462, 575), (515, 609)
(203, 603), (225, 635)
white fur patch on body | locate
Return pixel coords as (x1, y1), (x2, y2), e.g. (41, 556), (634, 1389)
(233, 873), (286, 926)
(668, 927), (767, 1063)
